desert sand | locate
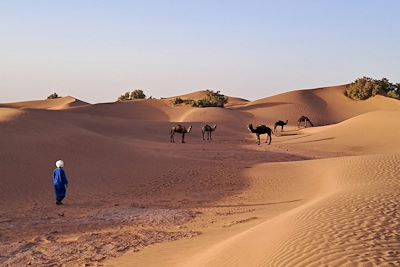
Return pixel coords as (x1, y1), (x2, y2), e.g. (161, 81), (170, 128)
(0, 85), (399, 266)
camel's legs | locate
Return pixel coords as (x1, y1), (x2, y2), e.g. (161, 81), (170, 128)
(182, 133), (186, 143)
(202, 131), (205, 141)
(170, 131), (175, 143)
(256, 134), (260, 145)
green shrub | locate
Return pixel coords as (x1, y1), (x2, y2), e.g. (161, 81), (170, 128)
(345, 77), (398, 100)
(131, 89), (146, 99)
(47, 93), (61, 99)
(192, 90), (228, 108)
(117, 89), (146, 101)
(387, 90), (399, 99)
(117, 92), (131, 102)
(172, 97), (184, 105)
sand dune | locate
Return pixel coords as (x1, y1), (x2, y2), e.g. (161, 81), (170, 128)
(238, 85), (400, 127)
(0, 96), (89, 110)
(277, 110), (400, 155)
(169, 155), (399, 267)
(178, 107), (251, 123)
(1, 85), (400, 266)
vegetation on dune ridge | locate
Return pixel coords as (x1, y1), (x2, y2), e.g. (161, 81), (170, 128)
(171, 97), (185, 105)
(47, 93), (61, 99)
(345, 77), (399, 100)
(117, 89), (147, 101)
(172, 90), (228, 108)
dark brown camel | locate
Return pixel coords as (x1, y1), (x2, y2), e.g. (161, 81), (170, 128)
(297, 116), (314, 128)
(170, 124), (192, 143)
(274, 120), (288, 131)
(202, 124), (217, 141)
(248, 124), (272, 145)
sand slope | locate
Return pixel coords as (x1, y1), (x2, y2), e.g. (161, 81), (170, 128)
(174, 154), (399, 266)
(0, 108), (25, 122)
(277, 110), (400, 155)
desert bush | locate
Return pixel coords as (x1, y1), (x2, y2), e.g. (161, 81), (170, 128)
(117, 92), (131, 102)
(131, 89), (146, 99)
(192, 90), (228, 108)
(387, 89), (399, 99)
(47, 93), (61, 99)
(345, 77), (399, 100)
(117, 90), (147, 101)
(172, 97), (184, 105)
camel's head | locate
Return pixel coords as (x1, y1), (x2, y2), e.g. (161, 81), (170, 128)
(285, 120), (288, 124)
(213, 124), (217, 130)
(247, 124), (253, 132)
(187, 125), (192, 133)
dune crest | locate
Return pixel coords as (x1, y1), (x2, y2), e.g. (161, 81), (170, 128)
(1, 96), (89, 110)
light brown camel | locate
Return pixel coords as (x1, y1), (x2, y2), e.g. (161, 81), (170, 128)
(202, 124), (217, 141)
(274, 120), (288, 131)
(170, 124), (192, 143)
(297, 116), (314, 128)
(248, 124), (272, 145)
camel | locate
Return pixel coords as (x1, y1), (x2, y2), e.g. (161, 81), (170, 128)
(274, 120), (288, 131)
(248, 124), (272, 145)
(170, 124), (192, 143)
(202, 124), (217, 141)
(297, 116), (314, 128)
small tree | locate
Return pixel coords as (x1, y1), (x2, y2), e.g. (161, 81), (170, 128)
(131, 89), (146, 99)
(47, 93), (61, 99)
(206, 90), (228, 107)
(346, 77), (388, 100)
(117, 92), (131, 102)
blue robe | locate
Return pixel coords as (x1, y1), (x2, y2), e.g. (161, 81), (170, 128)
(53, 168), (68, 202)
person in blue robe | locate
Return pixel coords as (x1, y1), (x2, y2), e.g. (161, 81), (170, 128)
(53, 160), (68, 205)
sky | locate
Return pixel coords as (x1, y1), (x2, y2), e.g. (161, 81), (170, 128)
(1, 0), (399, 103)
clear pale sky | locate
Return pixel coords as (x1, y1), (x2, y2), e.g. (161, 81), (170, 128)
(1, 0), (399, 103)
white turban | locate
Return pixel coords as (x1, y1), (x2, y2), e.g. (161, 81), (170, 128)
(56, 160), (64, 168)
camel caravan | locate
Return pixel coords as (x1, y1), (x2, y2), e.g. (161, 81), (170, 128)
(170, 116), (314, 145)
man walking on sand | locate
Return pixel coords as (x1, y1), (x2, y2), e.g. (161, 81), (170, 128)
(53, 159), (69, 205)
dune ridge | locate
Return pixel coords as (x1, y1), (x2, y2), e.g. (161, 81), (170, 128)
(0, 96), (89, 110)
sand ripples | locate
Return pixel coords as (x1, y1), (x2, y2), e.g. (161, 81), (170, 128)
(265, 154), (400, 267)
